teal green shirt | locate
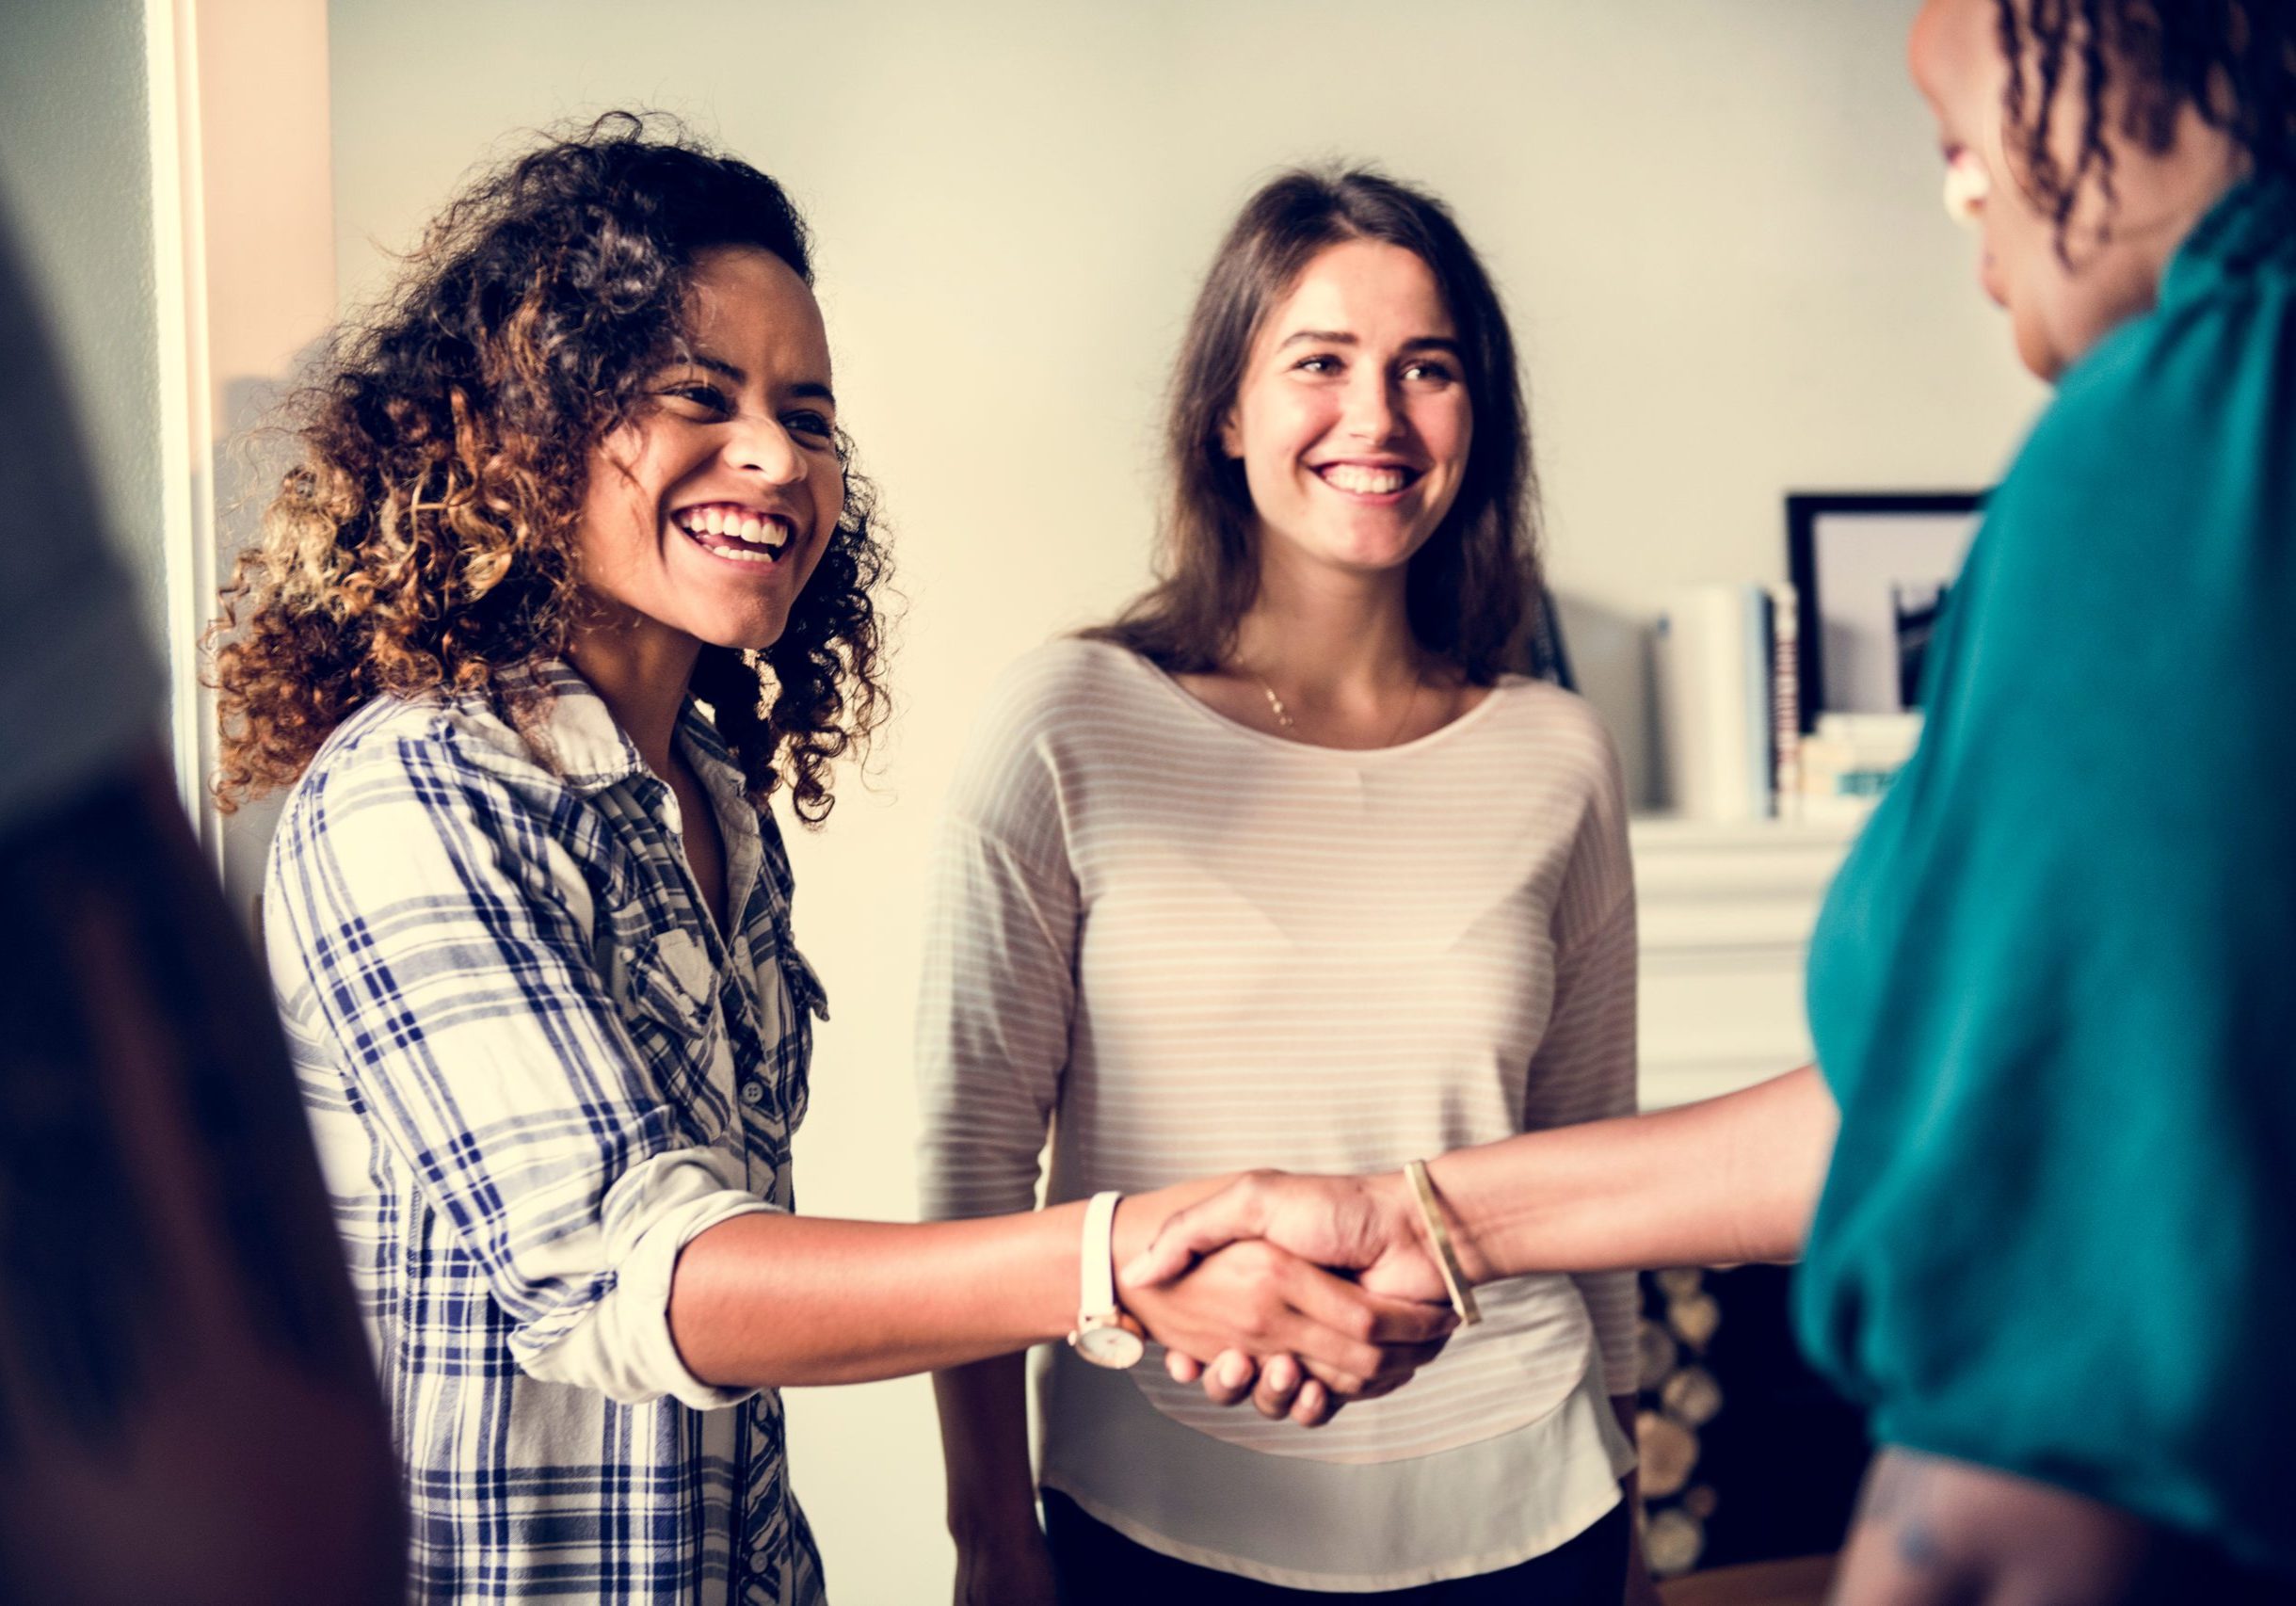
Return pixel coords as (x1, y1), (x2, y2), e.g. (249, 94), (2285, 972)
(1796, 177), (2296, 1579)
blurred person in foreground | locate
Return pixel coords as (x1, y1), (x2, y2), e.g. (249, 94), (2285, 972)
(1131, 2), (2296, 1599)
(0, 207), (405, 1598)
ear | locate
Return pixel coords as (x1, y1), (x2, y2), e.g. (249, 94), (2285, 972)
(1218, 405), (1243, 459)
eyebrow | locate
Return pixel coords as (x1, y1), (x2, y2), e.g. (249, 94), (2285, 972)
(687, 351), (837, 407)
(1275, 329), (1463, 358)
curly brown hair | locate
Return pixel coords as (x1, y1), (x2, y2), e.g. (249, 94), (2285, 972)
(211, 111), (891, 825)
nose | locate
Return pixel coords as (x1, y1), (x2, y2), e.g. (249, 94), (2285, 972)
(1341, 368), (1403, 444)
(725, 411), (807, 486)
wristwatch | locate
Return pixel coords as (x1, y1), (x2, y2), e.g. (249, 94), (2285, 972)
(1067, 1190), (1146, 1370)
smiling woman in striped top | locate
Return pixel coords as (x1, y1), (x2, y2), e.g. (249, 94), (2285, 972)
(919, 168), (1655, 1605)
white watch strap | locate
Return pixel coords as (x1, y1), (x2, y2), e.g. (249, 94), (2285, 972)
(1079, 1190), (1122, 1321)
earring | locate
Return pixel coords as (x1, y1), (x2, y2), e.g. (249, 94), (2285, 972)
(1943, 148), (1992, 228)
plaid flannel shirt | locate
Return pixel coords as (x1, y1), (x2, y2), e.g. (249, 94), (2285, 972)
(265, 663), (828, 1604)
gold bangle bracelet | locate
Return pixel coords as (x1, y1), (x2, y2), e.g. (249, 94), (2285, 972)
(1404, 1159), (1481, 1325)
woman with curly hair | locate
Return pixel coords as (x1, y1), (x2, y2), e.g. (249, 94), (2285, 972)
(1136, 3), (2296, 1600)
(216, 116), (1451, 1606)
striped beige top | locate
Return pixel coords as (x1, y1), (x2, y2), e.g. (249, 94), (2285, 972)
(915, 641), (1641, 1565)
(920, 637), (1641, 1438)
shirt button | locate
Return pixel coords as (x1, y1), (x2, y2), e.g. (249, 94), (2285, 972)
(740, 1079), (766, 1106)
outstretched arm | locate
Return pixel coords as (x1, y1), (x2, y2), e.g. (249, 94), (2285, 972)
(1437, 1062), (1835, 1279)
(1128, 1065), (1838, 1291)
(666, 1178), (1453, 1389)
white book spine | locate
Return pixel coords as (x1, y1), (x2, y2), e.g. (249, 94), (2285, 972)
(1655, 584), (1763, 821)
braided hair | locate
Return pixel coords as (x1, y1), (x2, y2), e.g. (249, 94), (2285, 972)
(1996, 0), (2296, 254)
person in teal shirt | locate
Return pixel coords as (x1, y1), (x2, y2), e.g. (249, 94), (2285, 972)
(1124, 2), (2296, 1599)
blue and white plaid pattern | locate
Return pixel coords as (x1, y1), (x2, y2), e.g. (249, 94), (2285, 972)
(265, 663), (828, 1604)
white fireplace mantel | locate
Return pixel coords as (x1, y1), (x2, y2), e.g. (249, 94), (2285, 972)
(1630, 812), (1867, 1110)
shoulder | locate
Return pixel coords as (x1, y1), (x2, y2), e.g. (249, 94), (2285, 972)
(1967, 265), (2293, 683)
(265, 689), (607, 972)
(983, 637), (1154, 720)
(1470, 680), (1633, 891)
(303, 685), (554, 789)
(959, 639), (1159, 763)
(2006, 258), (2288, 540)
(278, 688), (575, 866)
(1477, 679), (1629, 798)
(939, 639), (1163, 832)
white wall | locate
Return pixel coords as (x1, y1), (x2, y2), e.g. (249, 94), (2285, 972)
(196, 0), (338, 921)
(322, 5), (2047, 1598)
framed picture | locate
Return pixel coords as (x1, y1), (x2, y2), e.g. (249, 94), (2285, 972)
(1786, 491), (1986, 731)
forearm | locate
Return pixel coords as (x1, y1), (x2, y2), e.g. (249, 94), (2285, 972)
(671, 1208), (1080, 1386)
(933, 1357), (1038, 1540)
(1435, 1065), (1838, 1282)
(1834, 1448), (2159, 1606)
(670, 1177), (1235, 1389)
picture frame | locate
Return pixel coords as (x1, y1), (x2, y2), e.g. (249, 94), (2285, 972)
(1785, 491), (1986, 731)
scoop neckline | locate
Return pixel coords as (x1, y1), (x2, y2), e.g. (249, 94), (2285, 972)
(1108, 642), (1529, 759)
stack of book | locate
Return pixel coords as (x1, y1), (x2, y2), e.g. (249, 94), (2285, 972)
(1655, 584), (1921, 822)
(1794, 712), (1922, 819)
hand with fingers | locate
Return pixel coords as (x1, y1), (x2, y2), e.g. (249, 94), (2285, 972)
(1121, 1169), (1459, 1421)
(1116, 1234), (1454, 1427)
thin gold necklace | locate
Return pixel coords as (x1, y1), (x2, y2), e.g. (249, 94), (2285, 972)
(1251, 664), (1425, 747)
(1255, 675), (1298, 731)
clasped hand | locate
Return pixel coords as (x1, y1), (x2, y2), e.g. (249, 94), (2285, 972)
(1120, 1170), (1452, 1426)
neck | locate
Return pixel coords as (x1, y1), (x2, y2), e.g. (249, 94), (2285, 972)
(566, 602), (703, 778)
(2074, 120), (2246, 344)
(1232, 542), (1423, 697)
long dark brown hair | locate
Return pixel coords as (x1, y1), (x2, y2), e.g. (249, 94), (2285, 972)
(1088, 165), (1537, 681)
(210, 112), (890, 825)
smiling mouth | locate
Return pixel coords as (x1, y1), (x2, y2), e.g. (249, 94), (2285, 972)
(1315, 462), (1421, 496)
(675, 503), (795, 566)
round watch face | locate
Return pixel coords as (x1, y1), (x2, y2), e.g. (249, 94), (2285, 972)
(1073, 1323), (1146, 1370)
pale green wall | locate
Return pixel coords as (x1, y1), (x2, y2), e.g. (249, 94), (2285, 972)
(0, 0), (168, 657)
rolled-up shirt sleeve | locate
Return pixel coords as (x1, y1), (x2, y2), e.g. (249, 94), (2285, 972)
(271, 731), (769, 1407)
(523, 1150), (771, 1406)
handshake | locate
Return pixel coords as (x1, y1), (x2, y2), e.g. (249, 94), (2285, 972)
(1104, 1165), (1479, 1428)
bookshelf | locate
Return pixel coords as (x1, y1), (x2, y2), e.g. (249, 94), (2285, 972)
(1630, 811), (1869, 1110)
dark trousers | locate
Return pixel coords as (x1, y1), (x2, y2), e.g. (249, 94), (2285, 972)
(1043, 1489), (1630, 1605)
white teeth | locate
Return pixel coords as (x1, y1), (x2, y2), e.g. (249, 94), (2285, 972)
(1322, 464), (1410, 495)
(679, 506), (795, 555)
